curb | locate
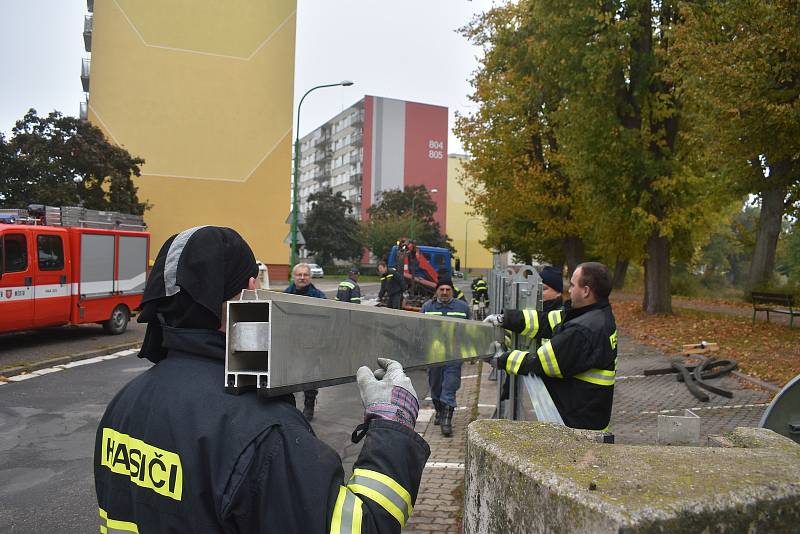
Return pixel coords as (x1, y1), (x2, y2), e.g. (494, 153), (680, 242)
(0, 342), (142, 378)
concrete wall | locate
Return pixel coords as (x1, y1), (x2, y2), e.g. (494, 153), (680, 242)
(89, 0), (296, 270)
(465, 420), (800, 533)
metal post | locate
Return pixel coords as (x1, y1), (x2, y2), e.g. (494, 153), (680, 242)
(291, 81), (354, 271)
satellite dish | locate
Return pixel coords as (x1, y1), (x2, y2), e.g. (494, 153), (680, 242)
(759, 373), (800, 444)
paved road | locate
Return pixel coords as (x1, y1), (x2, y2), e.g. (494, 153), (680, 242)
(0, 321), (147, 372)
(0, 351), (428, 533)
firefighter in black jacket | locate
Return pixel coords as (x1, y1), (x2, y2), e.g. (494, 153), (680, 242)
(484, 262), (617, 431)
(378, 260), (404, 309)
(94, 226), (430, 533)
(337, 266), (362, 304)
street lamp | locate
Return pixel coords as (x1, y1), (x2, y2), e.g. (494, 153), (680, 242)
(464, 217), (480, 278)
(409, 187), (438, 240)
(291, 80), (354, 270)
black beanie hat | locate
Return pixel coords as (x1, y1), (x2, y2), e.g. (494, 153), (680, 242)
(540, 265), (563, 293)
(436, 276), (454, 290)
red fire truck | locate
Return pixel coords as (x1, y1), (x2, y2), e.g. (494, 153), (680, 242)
(0, 217), (149, 335)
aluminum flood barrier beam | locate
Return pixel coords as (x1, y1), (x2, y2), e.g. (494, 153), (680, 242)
(225, 289), (502, 396)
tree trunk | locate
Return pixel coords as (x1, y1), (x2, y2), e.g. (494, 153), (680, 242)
(643, 232), (672, 314)
(562, 236), (584, 277)
(748, 184), (787, 290)
(613, 258), (629, 290)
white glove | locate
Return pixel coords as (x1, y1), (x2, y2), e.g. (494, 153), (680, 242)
(483, 313), (504, 327)
(356, 358), (418, 429)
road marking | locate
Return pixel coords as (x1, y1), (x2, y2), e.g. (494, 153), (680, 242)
(62, 356), (107, 368)
(617, 375), (647, 380)
(477, 404), (496, 409)
(7, 373), (37, 382)
(32, 367), (64, 376)
(640, 403), (770, 415)
(1, 349), (139, 384)
(462, 374), (479, 379)
(425, 462), (464, 470)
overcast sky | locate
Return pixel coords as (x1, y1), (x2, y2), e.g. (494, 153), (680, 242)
(0, 0), (498, 153)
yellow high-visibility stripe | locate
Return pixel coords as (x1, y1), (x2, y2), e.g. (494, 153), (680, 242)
(348, 484), (406, 526)
(521, 309), (539, 338)
(548, 309), (563, 330)
(609, 330), (618, 349)
(330, 487), (364, 534)
(537, 341), (562, 378)
(351, 468), (412, 509)
(99, 508), (139, 534)
(574, 368), (615, 386)
(339, 281), (355, 289)
(505, 350), (527, 375)
(424, 311), (443, 315)
(447, 312), (467, 317)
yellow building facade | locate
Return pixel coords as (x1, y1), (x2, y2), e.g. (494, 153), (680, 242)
(446, 154), (493, 273)
(87, 0), (295, 277)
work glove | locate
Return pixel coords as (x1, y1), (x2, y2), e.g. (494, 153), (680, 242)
(494, 349), (534, 376)
(483, 313), (504, 327)
(356, 358), (419, 431)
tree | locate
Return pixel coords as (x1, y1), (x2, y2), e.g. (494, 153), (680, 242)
(0, 109), (147, 214)
(777, 221), (800, 286)
(361, 214), (426, 261)
(455, 3), (590, 273)
(299, 189), (362, 267)
(366, 185), (451, 249)
(673, 0), (800, 289)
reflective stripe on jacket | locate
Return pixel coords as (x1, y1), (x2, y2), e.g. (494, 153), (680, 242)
(502, 300), (617, 430)
(94, 327), (430, 533)
(337, 278), (362, 304)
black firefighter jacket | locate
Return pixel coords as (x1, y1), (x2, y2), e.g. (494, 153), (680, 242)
(94, 326), (430, 533)
(503, 299), (617, 430)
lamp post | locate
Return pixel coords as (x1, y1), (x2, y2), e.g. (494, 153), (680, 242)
(409, 187), (438, 240)
(464, 217), (480, 278)
(291, 80), (354, 270)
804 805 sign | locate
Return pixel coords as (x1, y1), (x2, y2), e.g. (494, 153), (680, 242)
(428, 139), (444, 159)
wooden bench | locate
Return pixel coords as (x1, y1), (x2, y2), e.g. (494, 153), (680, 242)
(751, 292), (799, 328)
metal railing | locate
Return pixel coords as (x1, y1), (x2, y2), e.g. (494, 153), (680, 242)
(489, 257), (564, 423)
(80, 58), (90, 92)
(83, 15), (92, 51)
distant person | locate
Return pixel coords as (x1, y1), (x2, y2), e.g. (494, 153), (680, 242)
(539, 265), (564, 316)
(485, 262), (617, 430)
(336, 266), (362, 304)
(470, 274), (489, 308)
(94, 226), (430, 533)
(378, 260), (404, 309)
(284, 262), (326, 420)
(421, 276), (471, 437)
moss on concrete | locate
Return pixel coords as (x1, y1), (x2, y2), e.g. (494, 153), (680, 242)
(465, 420), (800, 533)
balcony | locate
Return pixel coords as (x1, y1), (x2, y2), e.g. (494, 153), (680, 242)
(87, 0), (93, 12)
(79, 100), (88, 121)
(80, 58), (90, 92)
(83, 15), (92, 52)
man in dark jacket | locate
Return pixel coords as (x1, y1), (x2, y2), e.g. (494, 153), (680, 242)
(421, 277), (471, 437)
(484, 262), (617, 431)
(337, 266), (362, 304)
(284, 262), (327, 420)
(377, 260), (404, 309)
(94, 227), (430, 533)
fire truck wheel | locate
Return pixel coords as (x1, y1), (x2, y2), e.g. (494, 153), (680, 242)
(103, 305), (130, 335)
